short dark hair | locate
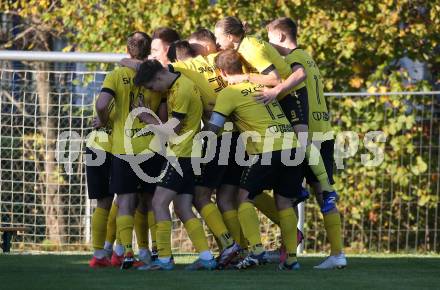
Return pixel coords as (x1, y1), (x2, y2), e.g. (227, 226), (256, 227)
(127, 31), (151, 60)
(215, 16), (245, 37)
(152, 27), (180, 45)
(267, 17), (298, 41)
(134, 59), (164, 86)
(189, 28), (216, 44)
(167, 40), (196, 62)
(214, 49), (243, 75)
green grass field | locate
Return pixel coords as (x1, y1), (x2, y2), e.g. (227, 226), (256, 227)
(0, 254), (439, 290)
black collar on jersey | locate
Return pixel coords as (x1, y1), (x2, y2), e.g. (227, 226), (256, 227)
(235, 35), (246, 52)
(167, 70), (181, 90)
(289, 47), (300, 54)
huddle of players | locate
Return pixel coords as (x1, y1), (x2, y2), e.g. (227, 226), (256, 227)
(86, 16), (347, 271)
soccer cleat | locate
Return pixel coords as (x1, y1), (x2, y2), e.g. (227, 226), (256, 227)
(145, 259), (175, 271)
(185, 258), (218, 271)
(135, 250), (152, 268)
(321, 191), (339, 214)
(279, 261), (300, 270)
(111, 252), (124, 267)
(263, 249), (281, 263)
(120, 252), (136, 270)
(89, 256), (112, 268)
(235, 251), (267, 269)
(292, 187), (310, 207)
(314, 253), (347, 269)
(217, 242), (241, 269)
(104, 248), (113, 259)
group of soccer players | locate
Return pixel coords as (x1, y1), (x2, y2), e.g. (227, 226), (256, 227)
(86, 16), (347, 271)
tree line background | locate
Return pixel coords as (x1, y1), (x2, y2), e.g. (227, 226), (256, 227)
(0, 0), (439, 252)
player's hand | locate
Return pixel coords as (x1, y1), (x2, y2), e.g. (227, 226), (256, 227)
(226, 74), (249, 85)
(92, 116), (104, 129)
(119, 58), (142, 70)
(254, 87), (280, 105)
(136, 98), (157, 124)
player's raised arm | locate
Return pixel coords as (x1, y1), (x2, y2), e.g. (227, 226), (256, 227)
(256, 18), (308, 103)
(214, 16), (288, 87)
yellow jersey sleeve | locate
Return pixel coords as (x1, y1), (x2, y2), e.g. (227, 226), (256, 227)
(238, 36), (291, 79)
(101, 70), (118, 96)
(166, 74), (203, 157)
(170, 59), (217, 120)
(285, 49), (332, 139)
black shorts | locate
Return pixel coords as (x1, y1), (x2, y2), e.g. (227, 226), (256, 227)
(109, 153), (164, 194)
(195, 132), (244, 189)
(157, 157), (195, 194)
(279, 86), (309, 126)
(304, 139), (335, 185)
(85, 147), (113, 199)
(240, 149), (305, 200)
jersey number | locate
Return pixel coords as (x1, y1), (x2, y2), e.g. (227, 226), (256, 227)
(265, 102), (285, 120)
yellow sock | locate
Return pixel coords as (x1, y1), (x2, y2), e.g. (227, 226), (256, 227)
(254, 192), (279, 225)
(238, 202), (263, 254)
(184, 218), (210, 253)
(306, 144), (334, 192)
(324, 212), (343, 255)
(200, 203), (233, 249)
(148, 211), (157, 250)
(223, 210), (246, 248)
(105, 203), (118, 244)
(134, 210), (149, 249)
(279, 207), (298, 264)
(115, 227), (121, 245)
(92, 207), (109, 250)
(156, 220), (172, 258)
(116, 215), (134, 255)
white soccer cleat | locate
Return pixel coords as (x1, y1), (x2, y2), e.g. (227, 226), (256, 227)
(314, 253), (347, 269)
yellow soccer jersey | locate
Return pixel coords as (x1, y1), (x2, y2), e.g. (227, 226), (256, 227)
(86, 97), (115, 153)
(213, 82), (296, 155)
(171, 55), (223, 120)
(237, 36), (291, 79)
(166, 73), (203, 157)
(102, 67), (162, 155)
(285, 49), (332, 139)
(237, 36), (300, 99)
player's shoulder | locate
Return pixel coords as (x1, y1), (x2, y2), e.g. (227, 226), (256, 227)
(106, 66), (135, 81)
(243, 35), (266, 47)
(287, 48), (312, 61)
(219, 82), (250, 98)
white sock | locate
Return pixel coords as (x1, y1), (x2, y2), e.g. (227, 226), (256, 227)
(199, 250), (213, 261)
(104, 241), (113, 251)
(159, 256), (171, 263)
(93, 249), (106, 259)
(114, 244), (124, 256)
